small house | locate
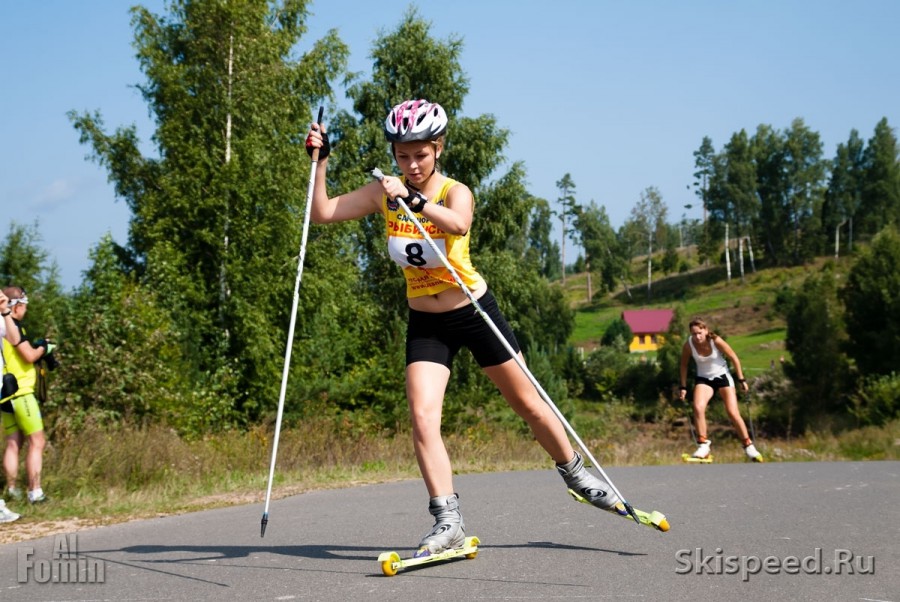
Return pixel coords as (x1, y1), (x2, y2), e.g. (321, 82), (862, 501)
(621, 309), (674, 353)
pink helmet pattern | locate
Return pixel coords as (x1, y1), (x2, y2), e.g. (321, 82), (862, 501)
(384, 99), (448, 142)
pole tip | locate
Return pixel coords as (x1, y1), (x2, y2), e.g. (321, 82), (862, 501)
(624, 502), (641, 526)
(260, 514), (269, 538)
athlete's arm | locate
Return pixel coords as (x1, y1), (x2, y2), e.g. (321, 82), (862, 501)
(1, 319), (21, 346)
(424, 182), (473, 236)
(716, 338), (748, 390)
(374, 175), (472, 236)
(679, 343), (691, 399)
(306, 124), (381, 224)
(11, 335), (44, 364)
(0, 298), (21, 347)
(310, 165), (381, 224)
(0, 293), (17, 346)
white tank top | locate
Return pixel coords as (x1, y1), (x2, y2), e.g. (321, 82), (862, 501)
(688, 337), (729, 379)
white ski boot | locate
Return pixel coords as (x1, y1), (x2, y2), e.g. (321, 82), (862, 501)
(744, 442), (764, 462)
(692, 440), (711, 459)
(556, 451), (621, 511)
(414, 493), (466, 558)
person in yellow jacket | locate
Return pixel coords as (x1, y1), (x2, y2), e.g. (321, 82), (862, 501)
(0, 290), (22, 521)
(305, 100), (625, 557)
(1, 286), (55, 504)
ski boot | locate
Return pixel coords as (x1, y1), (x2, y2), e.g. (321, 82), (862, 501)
(743, 442), (764, 462)
(692, 440), (711, 459)
(414, 493), (466, 558)
(559, 452), (670, 532)
(682, 439), (713, 463)
(556, 451), (621, 512)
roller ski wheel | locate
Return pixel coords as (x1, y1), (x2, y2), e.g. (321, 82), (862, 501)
(378, 536), (480, 576)
(566, 489), (669, 532)
(682, 452), (713, 464)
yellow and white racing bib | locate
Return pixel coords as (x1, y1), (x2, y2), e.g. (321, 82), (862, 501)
(383, 178), (485, 298)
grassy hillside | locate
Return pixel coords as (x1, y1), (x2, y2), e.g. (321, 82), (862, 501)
(562, 256), (854, 375)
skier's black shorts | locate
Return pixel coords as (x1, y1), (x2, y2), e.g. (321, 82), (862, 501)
(695, 373), (735, 391)
(406, 288), (520, 369)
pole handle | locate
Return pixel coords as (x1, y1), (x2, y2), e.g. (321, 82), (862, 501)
(310, 106), (325, 162)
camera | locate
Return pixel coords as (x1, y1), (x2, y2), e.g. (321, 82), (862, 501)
(33, 338), (60, 371)
(43, 352), (60, 371)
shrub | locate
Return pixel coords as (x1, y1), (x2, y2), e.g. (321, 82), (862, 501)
(851, 372), (900, 426)
(749, 369), (800, 437)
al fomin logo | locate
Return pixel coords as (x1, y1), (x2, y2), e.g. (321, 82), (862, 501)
(17, 534), (105, 584)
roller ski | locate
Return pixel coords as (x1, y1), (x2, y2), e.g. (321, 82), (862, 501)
(378, 536), (480, 576)
(558, 451), (669, 532)
(566, 489), (670, 531)
(682, 452), (714, 464)
(379, 493), (480, 576)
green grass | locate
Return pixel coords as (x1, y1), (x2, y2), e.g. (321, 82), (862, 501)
(4, 255), (887, 545)
(727, 328), (789, 375)
(571, 304), (621, 348)
(568, 259), (832, 366)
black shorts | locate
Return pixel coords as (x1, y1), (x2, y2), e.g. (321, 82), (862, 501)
(695, 373), (735, 391)
(406, 289), (521, 369)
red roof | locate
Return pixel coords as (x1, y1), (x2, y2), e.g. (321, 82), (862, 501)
(621, 309), (674, 334)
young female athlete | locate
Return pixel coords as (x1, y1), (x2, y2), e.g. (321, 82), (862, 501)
(678, 316), (762, 462)
(305, 99), (626, 556)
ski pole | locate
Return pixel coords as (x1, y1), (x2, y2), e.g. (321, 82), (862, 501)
(261, 106), (324, 538)
(369, 168), (642, 526)
(680, 387), (697, 443)
(745, 387), (757, 443)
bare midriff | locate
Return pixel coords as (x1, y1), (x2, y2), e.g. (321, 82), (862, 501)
(407, 281), (488, 313)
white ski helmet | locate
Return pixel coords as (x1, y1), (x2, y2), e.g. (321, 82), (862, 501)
(384, 99), (448, 142)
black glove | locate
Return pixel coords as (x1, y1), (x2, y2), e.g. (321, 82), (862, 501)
(404, 191), (428, 213)
(305, 127), (330, 160)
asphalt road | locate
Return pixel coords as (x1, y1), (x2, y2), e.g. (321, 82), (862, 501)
(1, 461), (897, 601)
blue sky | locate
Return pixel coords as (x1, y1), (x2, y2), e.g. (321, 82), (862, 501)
(3, 1), (898, 289)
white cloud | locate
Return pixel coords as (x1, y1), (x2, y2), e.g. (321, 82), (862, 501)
(31, 178), (79, 211)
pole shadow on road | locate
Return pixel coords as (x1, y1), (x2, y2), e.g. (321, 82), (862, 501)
(85, 539), (645, 564)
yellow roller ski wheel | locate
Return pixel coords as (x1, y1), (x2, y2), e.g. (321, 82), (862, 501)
(464, 536), (480, 559)
(381, 560), (397, 576)
(380, 552), (401, 576)
(648, 511), (670, 532)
